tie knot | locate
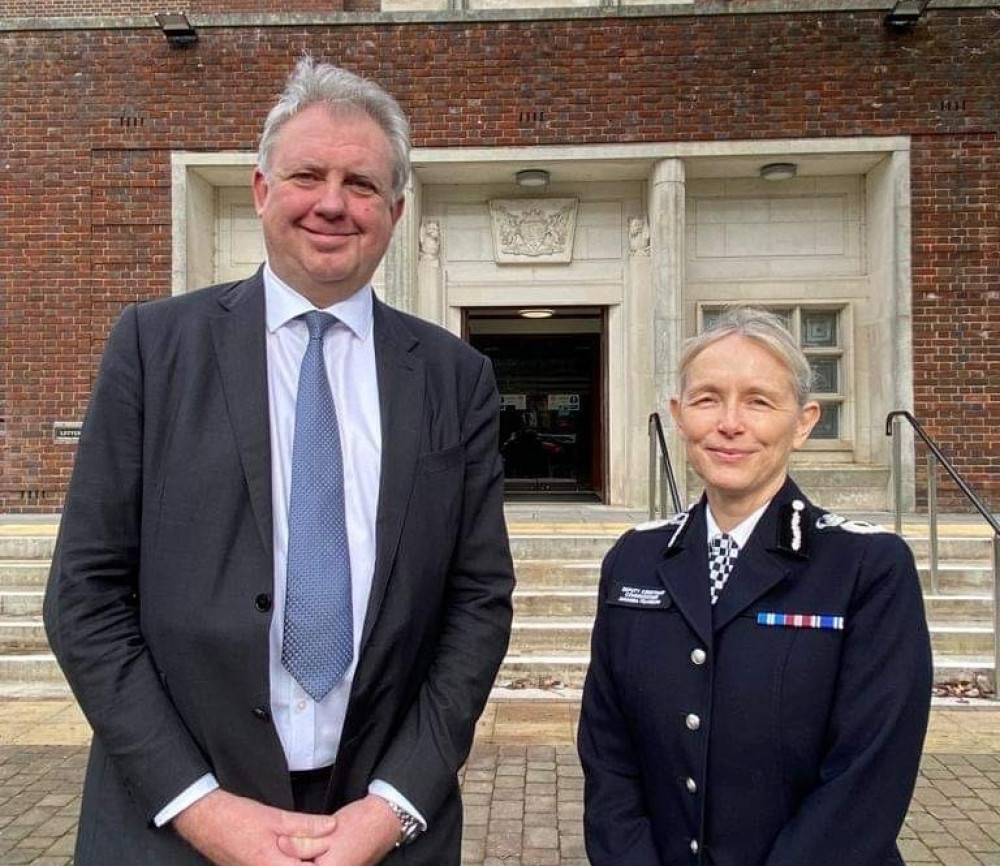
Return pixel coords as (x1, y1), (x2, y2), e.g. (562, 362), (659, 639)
(711, 533), (736, 557)
(302, 310), (337, 342)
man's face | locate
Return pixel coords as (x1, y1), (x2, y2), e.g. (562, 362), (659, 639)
(669, 334), (820, 523)
(252, 104), (404, 308)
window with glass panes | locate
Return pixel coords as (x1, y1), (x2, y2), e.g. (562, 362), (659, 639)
(700, 306), (845, 441)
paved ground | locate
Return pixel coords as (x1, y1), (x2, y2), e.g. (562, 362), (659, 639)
(0, 699), (999, 864)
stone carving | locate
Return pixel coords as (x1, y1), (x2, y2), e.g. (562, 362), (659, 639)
(629, 216), (650, 256)
(419, 218), (440, 261)
(488, 198), (578, 264)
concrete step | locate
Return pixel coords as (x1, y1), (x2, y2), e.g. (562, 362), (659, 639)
(907, 537), (995, 561)
(0, 561), (49, 587)
(930, 625), (995, 657)
(0, 589), (45, 617)
(0, 653), (68, 687)
(0, 619), (50, 652)
(508, 534), (620, 561)
(918, 563), (995, 594)
(514, 589), (597, 618)
(924, 595), (993, 624)
(934, 655), (995, 687)
(513, 560), (601, 589)
(509, 619), (592, 654)
(497, 654), (589, 689)
(0, 536), (57, 561)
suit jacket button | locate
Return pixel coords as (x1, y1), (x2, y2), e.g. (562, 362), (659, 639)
(690, 839), (700, 854)
(252, 706), (271, 722)
(685, 713), (701, 731)
(685, 776), (698, 793)
(690, 648), (707, 665)
(254, 593), (272, 612)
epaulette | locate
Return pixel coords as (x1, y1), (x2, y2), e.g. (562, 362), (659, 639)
(815, 513), (889, 534)
(634, 505), (695, 551)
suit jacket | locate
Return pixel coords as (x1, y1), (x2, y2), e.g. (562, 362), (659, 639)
(578, 478), (932, 866)
(43, 270), (515, 864)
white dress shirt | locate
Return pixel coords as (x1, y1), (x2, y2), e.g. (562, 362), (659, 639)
(155, 265), (423, 828)
(705, 500), (769, 553)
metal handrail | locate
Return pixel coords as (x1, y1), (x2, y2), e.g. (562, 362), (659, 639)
(886, 411), (1000, 535)
(648, 412), (683, 519)
(886, 409), (1000, 696)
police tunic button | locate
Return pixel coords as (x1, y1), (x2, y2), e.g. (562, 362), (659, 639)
(690, 839), (700, 854)
(690, 648), (707, 665)
(685, 776), (697, 793)
(685, 713), (701, 731)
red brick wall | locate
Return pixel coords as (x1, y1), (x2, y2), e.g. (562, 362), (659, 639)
(1, 10), (997, 511)
(0, 1), (378, 15)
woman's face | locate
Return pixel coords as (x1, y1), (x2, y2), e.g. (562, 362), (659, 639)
(670, 334), (820, 523)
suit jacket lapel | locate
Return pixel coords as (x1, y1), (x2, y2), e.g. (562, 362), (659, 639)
(360, 300), (425, 649)
(712, 481), (809, 631)
(210, 271), (273, 561)
(655, 504), (714, 647)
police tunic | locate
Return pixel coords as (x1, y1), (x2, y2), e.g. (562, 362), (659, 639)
(578, 478), (932, 866)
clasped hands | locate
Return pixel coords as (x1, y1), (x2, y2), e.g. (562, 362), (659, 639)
(174, 789), (401, 866)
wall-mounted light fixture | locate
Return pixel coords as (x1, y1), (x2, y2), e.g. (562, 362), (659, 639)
(518, 308), (555, 319)
(515, 169), (550, 188)
(759, 162), (798, 181)
(885, 0), (930, 28)
(155, 12), (199, 48)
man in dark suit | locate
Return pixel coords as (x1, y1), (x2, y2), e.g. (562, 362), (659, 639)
(44, 57), (514, 866)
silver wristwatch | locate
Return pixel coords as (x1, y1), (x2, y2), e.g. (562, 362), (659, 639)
(384, 799), (422, 847)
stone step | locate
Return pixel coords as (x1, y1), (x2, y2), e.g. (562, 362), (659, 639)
(930, 625), (995, 657)
(0, 620), (50, 652)
(509, 620), (592, 654)
(514, 589), (596, 618)
(924, 595), (993, 624)
(497, 655), (590, 689)
(508, 534), (620, 561)
(0, 653), (68, 687)
(906, 537), (995, 561)
(0, 536), (57, 561)
(0, 561), (49, 587)
(0, 589), (45, 617)
(918, 563), (995, 594)
(513, 560), (601, 589)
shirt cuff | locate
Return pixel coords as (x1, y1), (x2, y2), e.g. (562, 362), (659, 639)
(153, 774), (220, 828)
(368, 779), (428, 831)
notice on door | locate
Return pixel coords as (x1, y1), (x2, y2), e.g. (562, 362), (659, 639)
(548, 394), (580, 412)
(501, 394), (527, 411)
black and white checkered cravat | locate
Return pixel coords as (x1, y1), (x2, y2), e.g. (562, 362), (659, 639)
(708, 533), (739, 605)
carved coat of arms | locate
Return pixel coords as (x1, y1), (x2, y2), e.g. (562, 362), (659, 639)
(489, 198), (579, 264)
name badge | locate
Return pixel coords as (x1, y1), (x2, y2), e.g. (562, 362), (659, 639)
(615, 585), (669, 608)
(757, 612), (844, 630)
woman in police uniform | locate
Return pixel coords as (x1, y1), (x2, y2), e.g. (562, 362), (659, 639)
(578, 307), (932, 865)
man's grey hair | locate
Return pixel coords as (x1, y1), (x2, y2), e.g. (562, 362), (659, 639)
(678, 306), (815, 406)
(257, 56), (411, 201)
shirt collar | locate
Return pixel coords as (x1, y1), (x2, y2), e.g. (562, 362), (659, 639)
(705, 500), (769, 550)
(263, 263), (374, 341)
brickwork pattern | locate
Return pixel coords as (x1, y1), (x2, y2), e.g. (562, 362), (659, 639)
(0, 1), (377, 16)
(1, 9), (997, 511)
(4, 745), (1000, 864)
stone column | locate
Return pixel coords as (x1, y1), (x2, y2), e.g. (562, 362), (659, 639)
(380, 184), (418, 313)
(650, 158), (687, 506)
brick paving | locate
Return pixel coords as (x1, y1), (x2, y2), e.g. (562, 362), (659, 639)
(1, 702), (1000, 864)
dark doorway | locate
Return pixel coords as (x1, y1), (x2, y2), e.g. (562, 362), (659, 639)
(467, 308), (605, 501)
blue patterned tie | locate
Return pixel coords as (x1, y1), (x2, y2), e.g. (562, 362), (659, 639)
(282, 311), (353, 702)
